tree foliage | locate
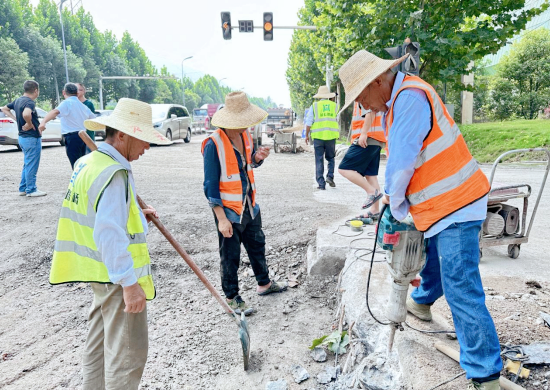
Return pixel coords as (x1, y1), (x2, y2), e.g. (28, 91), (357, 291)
(0, 0), (275, 111)
(287, 0), (548, 115)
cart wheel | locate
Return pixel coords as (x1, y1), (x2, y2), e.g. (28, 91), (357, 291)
(291, 133), (297, 153)
(508, 244), (520, 259)
(479, 249), (483, 259)
(273, 142), (279, 153)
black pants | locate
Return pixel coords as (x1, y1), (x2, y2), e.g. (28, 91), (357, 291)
(215, 208), (270, 299)
(64, 131), (86, 169)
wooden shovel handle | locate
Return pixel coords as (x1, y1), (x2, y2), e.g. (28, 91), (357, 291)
(78, 131), (237, 318)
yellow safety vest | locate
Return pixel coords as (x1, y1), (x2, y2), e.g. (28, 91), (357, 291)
(50, 151), (155, 300)
(310, 100), (339, 140)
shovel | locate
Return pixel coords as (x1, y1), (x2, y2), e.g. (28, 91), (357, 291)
(78, 131), (251, 370)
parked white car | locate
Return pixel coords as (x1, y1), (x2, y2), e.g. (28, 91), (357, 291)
(0, 107), (63, 150)
(151, 104), (192, 143)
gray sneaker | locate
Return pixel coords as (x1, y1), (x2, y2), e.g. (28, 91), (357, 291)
(227, 296), (253, 316)
(19, 191), (27, 196)
(467, 379), (500, 390)
(26, 189), (47, 197)
(406, 296), (432, 321)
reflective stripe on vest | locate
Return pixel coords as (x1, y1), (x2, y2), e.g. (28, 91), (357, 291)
(386, 76), (490, 232)
(310, 100), (339, 140)
(201, 129), (256, 216)
(350, 103), (386, 143)
(50, 151), (155, 300)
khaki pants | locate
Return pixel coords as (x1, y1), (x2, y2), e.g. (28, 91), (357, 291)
(82, 283), (148, 390)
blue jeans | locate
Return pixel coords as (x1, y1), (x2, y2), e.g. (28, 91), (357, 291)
(313, 139), (336, 188)
(18, 136), (42, 194)
(411, 221), (503, 380)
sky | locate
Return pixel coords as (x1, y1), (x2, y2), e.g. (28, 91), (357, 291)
(37, 0), (306, 107)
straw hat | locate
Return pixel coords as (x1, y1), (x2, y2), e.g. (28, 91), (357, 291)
(313, 85), (336, 99)
(211, 92), (268, 129)
(338, 50), (409, 114)
(84, 98), (172, 145)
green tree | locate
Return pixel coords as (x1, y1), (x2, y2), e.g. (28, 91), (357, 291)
(489, 77), (518, 121)
(287, 0), (549, 114)
(0, 37), (30, 102)
(496, 28), (550, 119)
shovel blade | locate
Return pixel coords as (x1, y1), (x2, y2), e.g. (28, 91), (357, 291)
(238, 312), (251, 370)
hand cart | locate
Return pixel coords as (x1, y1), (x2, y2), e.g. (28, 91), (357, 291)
(273, 131), (297, 153)
(480, 148), (550, 259)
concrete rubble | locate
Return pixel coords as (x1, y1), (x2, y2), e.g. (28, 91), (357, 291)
(290, 364), (310, 383)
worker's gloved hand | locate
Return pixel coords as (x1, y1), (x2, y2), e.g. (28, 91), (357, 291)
(123, 282), (146, 313)
(218, 219), (233, 238)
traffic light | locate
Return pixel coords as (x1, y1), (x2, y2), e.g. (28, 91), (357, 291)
(402, 41), (420, 75)
(384, 39), (421, 75)
(263, 12), (273, 41)
(221, 12), (231, 40)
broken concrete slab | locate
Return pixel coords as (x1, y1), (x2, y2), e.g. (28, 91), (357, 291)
(307, 218), (375, 276)
(310, 346), (327, 362)
(317, 365), (340, 384)
(265, 379), (287, 390)
(290, 364), (309, 383)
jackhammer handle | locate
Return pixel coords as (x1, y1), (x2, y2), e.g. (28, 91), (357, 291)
(77, 131), (238, 321)
(434, 342), (526, 390)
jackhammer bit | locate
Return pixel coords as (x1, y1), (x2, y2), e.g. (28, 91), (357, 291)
(376, 206), (426, 352)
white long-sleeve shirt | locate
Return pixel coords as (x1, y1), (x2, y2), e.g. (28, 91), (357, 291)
(92, 143), (148, 287)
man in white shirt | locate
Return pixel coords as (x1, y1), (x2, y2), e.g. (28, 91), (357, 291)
(49, 98), (171, 389)
(39, 82), (96, 168)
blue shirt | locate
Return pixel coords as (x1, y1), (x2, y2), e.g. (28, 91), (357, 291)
(305, 105), (314, 126)
(383, 72), (487, 238)
(203, 135), (263, 224)
(57, 96), (96, 135)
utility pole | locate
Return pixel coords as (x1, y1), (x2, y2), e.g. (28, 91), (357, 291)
(58, 0), (70, 84)
(325, 55), (334, 90)
(461, 61), (474, 124)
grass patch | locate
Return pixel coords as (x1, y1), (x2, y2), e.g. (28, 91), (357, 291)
(460, 120), (550, 163)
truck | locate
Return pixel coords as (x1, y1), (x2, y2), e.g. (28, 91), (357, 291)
(202, 103), (225, 133)
(191, 107), (208, 133)
(265, 107), (295, 137)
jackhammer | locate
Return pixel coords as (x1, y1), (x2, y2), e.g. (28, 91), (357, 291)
(373, 204), (426, 351)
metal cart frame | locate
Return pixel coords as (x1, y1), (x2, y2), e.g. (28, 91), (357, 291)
(480, 148), (550, 258)
(273, 131), (297, 153)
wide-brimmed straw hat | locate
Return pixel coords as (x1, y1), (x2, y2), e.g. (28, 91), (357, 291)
(313, 85), (336, 99)
(84, 98), (171, 145)
(338, 50), (409, 114)
(211, 92), (268, 129)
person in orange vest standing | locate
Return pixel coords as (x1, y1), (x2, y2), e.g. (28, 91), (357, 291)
(338, 102), (385, 218)
(202, 92), (288, 316)
(338, 51), (501, 390)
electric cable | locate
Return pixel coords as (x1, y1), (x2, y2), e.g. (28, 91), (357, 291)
(426, 371), (466, 390)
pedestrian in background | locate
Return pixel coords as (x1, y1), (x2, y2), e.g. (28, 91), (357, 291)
(304, 85), (339, 190)
(338, 103), (385, 218)
(202, 92), (287, 316)
(0, 80), (47, 197)
(49, 98), (171, 389)
(77, 83), (97, 154)
(39, 82), (96, 168)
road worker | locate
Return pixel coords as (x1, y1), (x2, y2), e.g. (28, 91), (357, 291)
(304, 85), (339, 190)
(338, 50), (501, 390)
(338, 102), (385, 218)
(202, 92), (287, 315)
(49, 98), (171, 390)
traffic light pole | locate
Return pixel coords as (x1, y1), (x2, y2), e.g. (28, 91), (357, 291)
(230, 25), (317, 30)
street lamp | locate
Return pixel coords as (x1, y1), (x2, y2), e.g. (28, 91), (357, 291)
(59, 0), (69, 84)
(218, 77), (227, 84)
(181, 56), (193, 106)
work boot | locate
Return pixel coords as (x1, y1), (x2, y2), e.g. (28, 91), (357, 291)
(326, 177), (336, 187)
(227, 295), (253, 316)
(406, 296), (432, 321)
(467, 379), (500, 390)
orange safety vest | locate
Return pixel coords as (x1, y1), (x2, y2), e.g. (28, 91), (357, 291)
(350, 103), (386, 143)
(201, 129), (256, 216)
(386, 75), (490, 232)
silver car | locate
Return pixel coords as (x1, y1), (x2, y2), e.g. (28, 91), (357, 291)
(0, 107), (63, 150)
(151, 104), (192, 143)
